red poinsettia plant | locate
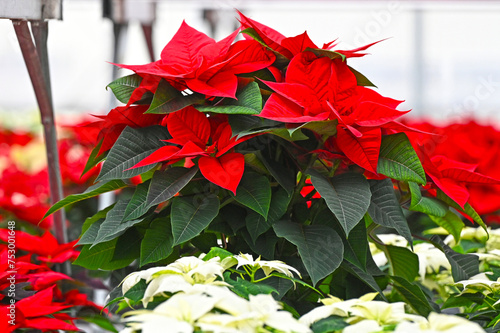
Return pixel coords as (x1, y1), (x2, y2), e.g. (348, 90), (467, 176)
(45, 11), (500, 324)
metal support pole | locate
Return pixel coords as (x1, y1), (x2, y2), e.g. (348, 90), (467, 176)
(12, 20), (69, 263)
(141, 23), (155, 62)
(413, 8), (424, 115)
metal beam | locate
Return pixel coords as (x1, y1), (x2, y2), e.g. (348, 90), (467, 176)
(12, 20), (68, 257)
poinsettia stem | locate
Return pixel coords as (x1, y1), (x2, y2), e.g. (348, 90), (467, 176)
(220, 197), (235, 209)
(483, 296), (497, 310)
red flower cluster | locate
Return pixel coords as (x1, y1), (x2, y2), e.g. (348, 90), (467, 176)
(92, 12), (500, 223)
(116, 21), (276, 100)
(406, 120), (500, 219)
(131, 108), (253, 194)
(0, 120), (99, 227)
(0, 235), (104, 332)
(91, 13), (417, 193)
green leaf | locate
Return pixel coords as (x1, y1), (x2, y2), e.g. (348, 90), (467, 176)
(80, 204), (115, 236)
(311, 315), (349, 333)
(223, 271), (277, 299)
(79, 315), (118, 333)
(204, 247), (234, 261)
(246, 188), (291, 243)
(300, 119), (338, 136)
(122, 180), (152, 222)
(257, 277), (294, 302)
(233, 173), (271, 219)
(74, 237), (133, 270)
(408, 181), (448, 217)
(78, 220), (103, 245)
(441, 292), (485, 310)
(367, 179), (412, 245)
(123, 280), (148, 302)
(305, 47), (345, 61)
(257, 151), (295, 195)
(197, 104), (259, 115)
(436, 190), (488, 232)
(271, 128), (309, 141)
(391, 275), (434, 316)
(241, 28), (290, 68)
(242, 229), (279, 260)
(228, 114), (280, 137)
(96, 126), (171, 182)
(383, 245), (419, 282)
(140, 218), (174, 267)
(191, 233), (218, 253)
(346, 219), (369, 268)
(245, 212), (271, 245)
(274, 221), (343, 286)
(244, 153), (269, 175)
(197, 81), (262, 115)
(428, 210), (464, 244)
(92, 200), (143, 247)
(106, 74), (142, 104)
(171, 195), (220, 245)
(43, 180), (127, 219)
(81, 139), (106, 177)
(377, 133), (426, 185)
(430, 235), (479, 281)
(309, 170), (371, 236)
(147, 167), (199, 207)
(110, 228), (142, 262)
(145, 79), (204, 114)
(348, 65), (376, 87)
(341, 261), (385, 296)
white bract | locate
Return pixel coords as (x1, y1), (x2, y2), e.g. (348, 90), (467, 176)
(347, 301), (422, 326)
(413, 243), (450, 280)
(394, 312), (486, 333)
(122, 285), (311, 333)
(234, 253), (302, 278)
(299, 293), (379, 326)
(198, 294), (311, 333)
(122, 292), (218, 333)
(120, 256), (228, 306)
(454, 272), (500, 294)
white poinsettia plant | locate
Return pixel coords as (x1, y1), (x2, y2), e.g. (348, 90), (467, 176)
(110, 245), (497, 333)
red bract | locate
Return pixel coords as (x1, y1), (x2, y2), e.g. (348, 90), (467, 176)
(12, 286), (79, 332)
(87, 104), (164, 155)
(0, 168), (52, 228)
(0, 230), (79, 263)
(419, 151), (500, 208)
(259, 51), (408, 172)
(131, 107), (253, 194)
(115, 21), (275, 99)
(62, 289), (106, 313)
(407, 120), (500, 214)
(238, 11), (381, 59)
(59, 138), (99, 185)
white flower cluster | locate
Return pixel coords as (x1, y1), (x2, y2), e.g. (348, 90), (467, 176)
(121, 285), (311, 333)
(121, 256), (231, 306)
(119, 252), (489, 333)
(234, 253), (302, 278)
(119, 254), (310, 333)
(444, 227), (500, 262)
(300, 292), (486, 333)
